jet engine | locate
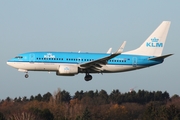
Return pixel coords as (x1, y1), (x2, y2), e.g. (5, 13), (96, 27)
(56, 65), (78, 76)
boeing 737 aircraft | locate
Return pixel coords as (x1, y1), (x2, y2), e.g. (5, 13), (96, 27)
(7, 21), (173, 81)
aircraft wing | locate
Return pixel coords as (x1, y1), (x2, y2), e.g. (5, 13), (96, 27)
(80, 41), (126, 69)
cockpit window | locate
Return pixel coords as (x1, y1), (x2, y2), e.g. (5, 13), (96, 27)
(15, 56), (23, 59)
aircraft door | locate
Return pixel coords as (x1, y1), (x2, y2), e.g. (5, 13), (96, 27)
(29, 54), (35, 62)
(77, 57), (82, 64)
(132, 57), (137, 67)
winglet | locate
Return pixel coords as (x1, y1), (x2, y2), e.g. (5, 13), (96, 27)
(107, 48), (112, 54)
(115, 41), (126, 54)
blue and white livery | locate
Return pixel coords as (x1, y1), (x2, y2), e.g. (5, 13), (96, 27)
(7, 21), (172, 81)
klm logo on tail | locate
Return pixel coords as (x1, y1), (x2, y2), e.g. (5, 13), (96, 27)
(146, 37), (163, 47)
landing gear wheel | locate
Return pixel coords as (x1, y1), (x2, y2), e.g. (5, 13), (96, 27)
(25, 74), (29, 78)
(84, 75), (92, 81)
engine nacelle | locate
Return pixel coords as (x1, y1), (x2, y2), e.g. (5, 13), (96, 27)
(56, 65), (78, 76)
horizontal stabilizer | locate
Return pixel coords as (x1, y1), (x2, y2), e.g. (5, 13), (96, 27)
(149, 54), (173, 60)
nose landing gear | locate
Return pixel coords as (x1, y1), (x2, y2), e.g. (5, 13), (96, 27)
(24, 71), (29, 78)
(25, 74), (29, 78)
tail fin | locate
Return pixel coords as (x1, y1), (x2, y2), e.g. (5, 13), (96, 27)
(124, 21), (171, 56)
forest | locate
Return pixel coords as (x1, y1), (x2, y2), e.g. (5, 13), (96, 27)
(0, 88), (180, 120)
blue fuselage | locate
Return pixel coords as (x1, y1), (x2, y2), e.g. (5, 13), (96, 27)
(7, 52), (163, 73)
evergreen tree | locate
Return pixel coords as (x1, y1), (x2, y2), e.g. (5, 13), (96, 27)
(82, 107), (91, 120)
(30, 95), (34, 101)
(42, 92), (52, 102)
(0, 112), (5, 120)
(35, 94), (42, 101)
(61, 90), (71, 102)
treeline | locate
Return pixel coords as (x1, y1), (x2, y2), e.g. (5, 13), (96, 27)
(0, 89), (180, 120)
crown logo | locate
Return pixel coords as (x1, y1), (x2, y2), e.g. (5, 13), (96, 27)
(44, 53), (55, 58)
(151, 37), (159, 42)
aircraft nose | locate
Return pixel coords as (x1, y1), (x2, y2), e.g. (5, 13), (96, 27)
(7, 62), (10, 66)
(7, 62), (13, 67)
(7, 61), (19, 68)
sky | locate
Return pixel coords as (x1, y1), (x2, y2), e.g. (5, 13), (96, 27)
(0, 1), (179, 99)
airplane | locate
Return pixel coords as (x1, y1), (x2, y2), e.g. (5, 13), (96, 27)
(7, 21), (173, 81)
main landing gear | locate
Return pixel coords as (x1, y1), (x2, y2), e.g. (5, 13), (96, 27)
(84, 73), (92, 81)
